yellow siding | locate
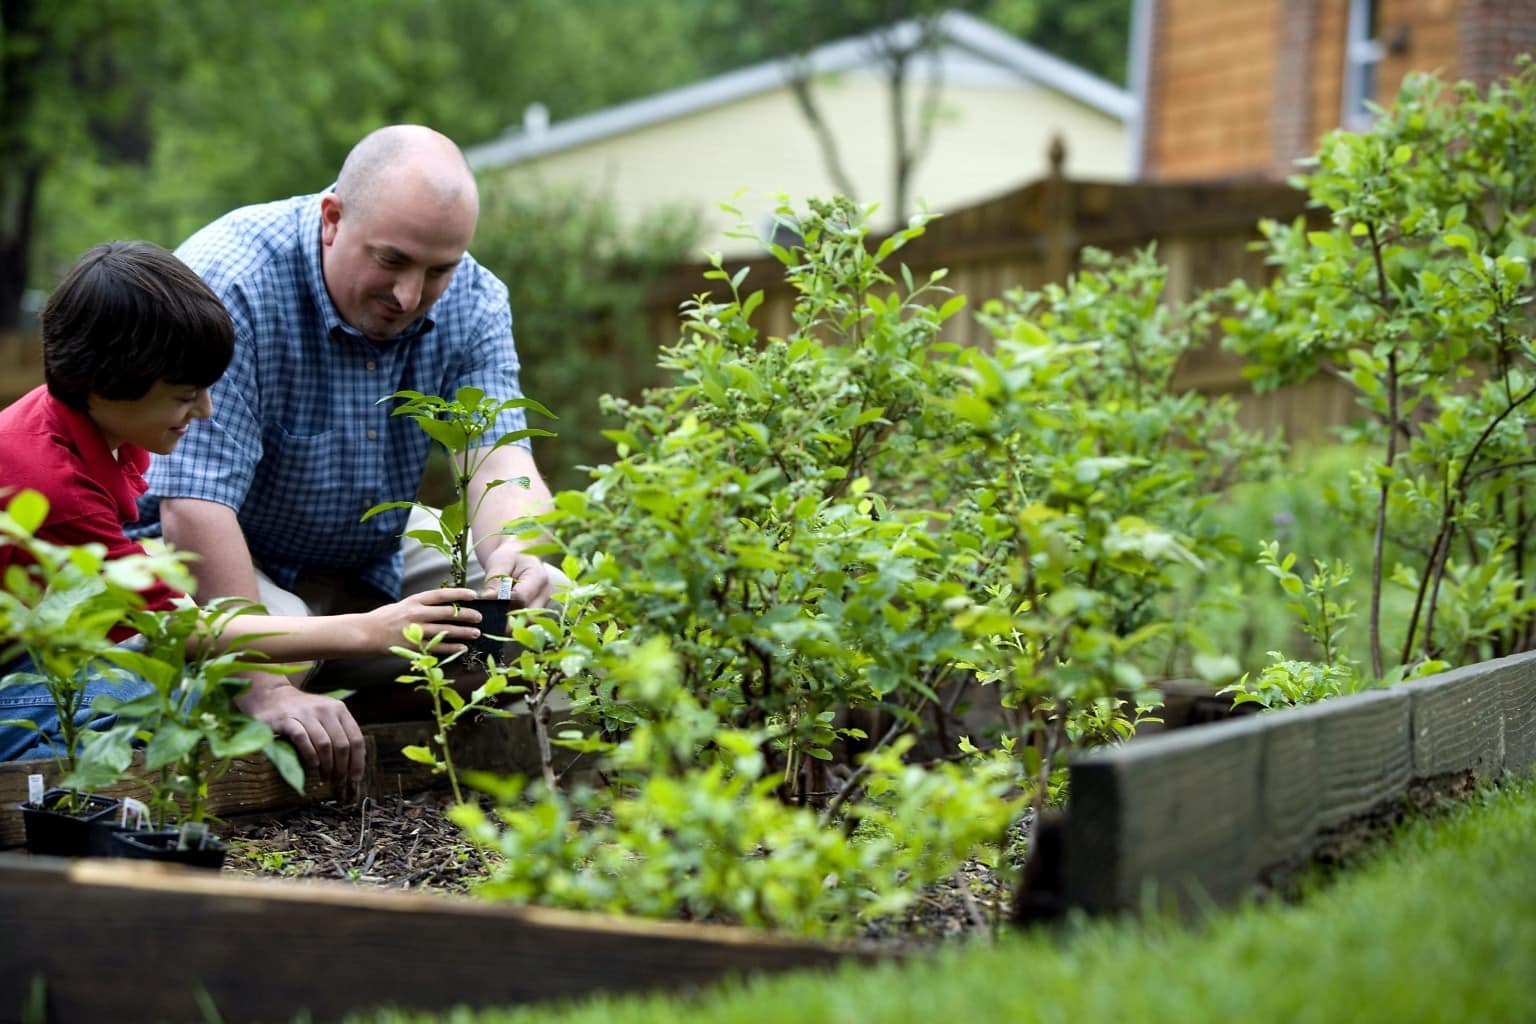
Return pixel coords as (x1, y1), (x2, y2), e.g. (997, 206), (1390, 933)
(483, 72), (1128, 255)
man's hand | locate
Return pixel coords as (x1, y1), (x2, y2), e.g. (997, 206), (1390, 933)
(481, 547), (555, 609)
(237, 675), (366, 790)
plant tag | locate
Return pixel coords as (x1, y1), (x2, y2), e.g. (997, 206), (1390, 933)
(497, 577), (513, 601)
(120, 797), (150, 829)
(177, 820), (210, 851)
(26, 774), (43, 807)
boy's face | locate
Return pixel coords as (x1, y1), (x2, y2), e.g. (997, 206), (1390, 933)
(88, 381), (213, 456)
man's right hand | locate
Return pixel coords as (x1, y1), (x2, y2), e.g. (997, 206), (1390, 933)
(236, 675), (366, 790)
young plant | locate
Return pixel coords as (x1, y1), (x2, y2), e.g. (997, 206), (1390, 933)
(389, 622), (517, 804)
(362, 386), (554, 589)
(450, 636), (1023, 937)
(77, 598), (305, 831)
(0, 488), (193, 797)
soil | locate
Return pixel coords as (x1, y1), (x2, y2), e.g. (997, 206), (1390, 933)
(222, 789), (1020, 949)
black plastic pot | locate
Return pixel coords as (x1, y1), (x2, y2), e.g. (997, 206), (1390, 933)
(87, 820), (132, 858)
(19, 789), (122, 857)
(110, 829), (228, 870)
(461, 598), (511, 666)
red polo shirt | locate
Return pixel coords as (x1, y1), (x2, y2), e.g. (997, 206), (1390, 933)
(0, 386), (181, 633)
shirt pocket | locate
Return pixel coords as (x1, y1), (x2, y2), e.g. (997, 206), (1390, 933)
(258, 425), (352, 510)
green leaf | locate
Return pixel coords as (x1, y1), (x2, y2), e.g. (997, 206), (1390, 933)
(6, 490), (49, 535)
(263, 740), (306, 795)
(402, 745), (440, 767)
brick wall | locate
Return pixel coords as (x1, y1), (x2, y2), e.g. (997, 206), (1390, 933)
(1143, 0), (1282, 180)
(1459, 0), (1536, 87)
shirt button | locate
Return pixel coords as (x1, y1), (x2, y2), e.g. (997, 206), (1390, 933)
(365, 360), (377, 371)
(367, 429), (378, 440)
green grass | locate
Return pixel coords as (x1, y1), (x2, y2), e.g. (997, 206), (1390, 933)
(343, 774), (1536, 1024)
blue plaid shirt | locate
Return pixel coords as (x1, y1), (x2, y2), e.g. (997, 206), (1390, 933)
(134, 191), (528, 599)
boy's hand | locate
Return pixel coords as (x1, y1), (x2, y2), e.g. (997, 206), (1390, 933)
(236, 675), (366, 790)
(366, 587), (483, 652)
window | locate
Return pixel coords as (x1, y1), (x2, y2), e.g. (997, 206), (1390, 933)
(1342, 0), (1384, 128)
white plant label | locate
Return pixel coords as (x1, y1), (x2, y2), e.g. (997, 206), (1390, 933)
(26, 774), (43, 807)
(120, 797), (150, 829)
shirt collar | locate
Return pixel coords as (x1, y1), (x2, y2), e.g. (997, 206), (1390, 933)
(45, 391), (150, 523)
(302, 188), (437, 346)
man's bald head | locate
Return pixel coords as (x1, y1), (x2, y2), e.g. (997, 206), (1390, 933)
(319, 125), (482, 341)
(334, 125), (479, 227)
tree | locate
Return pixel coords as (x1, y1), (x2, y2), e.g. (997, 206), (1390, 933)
(678, 0), (1133, 228)
(0, 0), (163, 329)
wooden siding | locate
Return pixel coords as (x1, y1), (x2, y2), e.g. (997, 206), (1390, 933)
(1146, 0), (1533, 183)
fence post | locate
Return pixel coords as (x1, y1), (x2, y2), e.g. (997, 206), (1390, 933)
(1041, 135), (1075, 283)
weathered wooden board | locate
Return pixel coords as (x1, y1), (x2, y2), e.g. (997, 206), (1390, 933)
(1064, 717), (1266, 913)
(0, 854), (862, 1024)
(1051, 650), (1536, 919)
(1297, 688), (1412, 829)
(0, 712), (559, 848)
(1498, 654), (1536, 775)
(1251, 707), (1321, 875)
(1402, 657), (1511, 779)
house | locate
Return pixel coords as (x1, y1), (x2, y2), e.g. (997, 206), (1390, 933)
(1131, 0), (1536, 181)
(466, 11), (1134, 253)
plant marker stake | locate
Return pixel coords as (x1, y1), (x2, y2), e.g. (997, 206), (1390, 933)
(178, 820), (210, 852)
(497, 577), (513, 601)
(120, 797), (150, 829)
(26, 774), (43, 807)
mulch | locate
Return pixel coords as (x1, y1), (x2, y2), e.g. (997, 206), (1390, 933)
(222, 789), (1020, 949)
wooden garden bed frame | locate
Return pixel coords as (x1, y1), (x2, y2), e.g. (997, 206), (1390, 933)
(7, 652), (1534, 1018)
(1050, 649), (1536, 914)
(0, 854), (865, 1022)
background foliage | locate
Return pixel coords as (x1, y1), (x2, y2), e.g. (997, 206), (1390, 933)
(3, 0), (1133, 325)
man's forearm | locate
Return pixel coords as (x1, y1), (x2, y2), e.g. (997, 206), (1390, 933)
(160, 497), (263, 602)
(470, 446), (554, 566)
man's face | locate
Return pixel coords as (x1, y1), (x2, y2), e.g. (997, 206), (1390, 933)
(89, 380), (213, 456)
(319, 187), (477, 343)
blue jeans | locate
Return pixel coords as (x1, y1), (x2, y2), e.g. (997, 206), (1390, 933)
(0, 654), (153, 763)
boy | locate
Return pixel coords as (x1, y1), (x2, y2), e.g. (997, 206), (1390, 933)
(0, 241), (482, 783)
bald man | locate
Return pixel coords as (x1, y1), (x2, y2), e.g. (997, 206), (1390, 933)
(133, 126), (557, 787)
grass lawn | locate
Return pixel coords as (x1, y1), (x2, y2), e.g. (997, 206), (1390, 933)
(347, 773), (1536, 1023)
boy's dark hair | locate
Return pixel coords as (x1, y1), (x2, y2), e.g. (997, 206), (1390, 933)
(41, 240), (234, 410)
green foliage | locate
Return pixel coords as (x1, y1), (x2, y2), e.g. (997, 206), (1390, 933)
(389, 623), (517, 805)
(0, 489), (194, 775)
(947, 247), (1278, 770)
(536, 197), (979, 795)
(1225, 60), (1536, 681)
(468, 188), (701, 491)
(506, 199), (1276, 819)
(76, 598), (305, 826)
(364, 386), (555, 589)
(450, 637), (1022, 937)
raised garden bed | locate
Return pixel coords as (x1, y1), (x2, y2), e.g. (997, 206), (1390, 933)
(1037, 649), (1536, 916)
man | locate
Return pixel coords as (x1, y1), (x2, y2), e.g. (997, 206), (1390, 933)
(136, 126), (556, 787)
